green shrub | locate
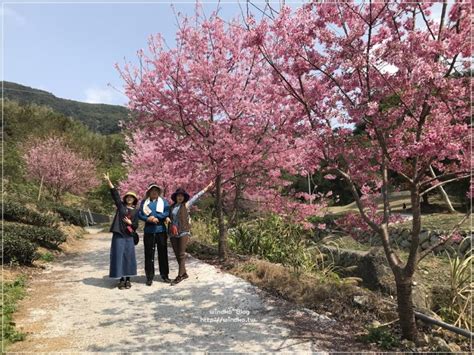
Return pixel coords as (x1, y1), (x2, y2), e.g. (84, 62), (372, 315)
(359, 326), (399, 350)
(435, 253), (473, 330)
(1, 276), (27, 346)
(54, 205), (86, 226)
(39, 252), (55, 262)
(2, 232), (38, 265)
(228, 214), (320, 273)
(4, 199), (57, 227)
(3, 222), (66, 250)
(191, 216), (219, 246)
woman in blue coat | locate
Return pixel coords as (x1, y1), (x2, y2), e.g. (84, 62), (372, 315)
(104, 173), (139, 290)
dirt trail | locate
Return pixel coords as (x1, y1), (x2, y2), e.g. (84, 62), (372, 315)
(8, 232), (363, 353)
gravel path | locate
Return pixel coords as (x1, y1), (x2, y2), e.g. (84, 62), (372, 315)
(8, 232), (362, 353)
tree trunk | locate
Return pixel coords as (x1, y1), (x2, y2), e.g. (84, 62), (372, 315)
(395, 276), (418, 341)
(215, 174), (227, 260)
(37, 176), (44, 202)
(391, 186), (421, 341)
(228, 177), (243, 228)
(429, 166), (456, 213)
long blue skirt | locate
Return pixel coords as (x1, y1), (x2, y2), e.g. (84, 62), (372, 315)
(109, 232), (137, 278)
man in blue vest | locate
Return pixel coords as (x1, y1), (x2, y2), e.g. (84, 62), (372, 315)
(138, 183), (171, 285)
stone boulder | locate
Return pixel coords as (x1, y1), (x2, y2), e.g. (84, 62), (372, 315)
(321, 246), (396, 294)
(320, 245), (433, 310)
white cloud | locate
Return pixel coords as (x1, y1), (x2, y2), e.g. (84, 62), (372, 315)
(1, 6), (27, 26)
(84, 86), (125, 105)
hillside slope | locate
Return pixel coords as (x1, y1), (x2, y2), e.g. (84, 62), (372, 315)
(2, 81), (129, 134)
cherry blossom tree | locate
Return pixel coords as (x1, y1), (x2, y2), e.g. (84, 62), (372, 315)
(118, 8), (324, 259)
(246, 0), (470, 340)
(23, 136), (100, 201)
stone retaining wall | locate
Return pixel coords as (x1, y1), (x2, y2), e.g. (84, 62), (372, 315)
(357, 228), (472, 255)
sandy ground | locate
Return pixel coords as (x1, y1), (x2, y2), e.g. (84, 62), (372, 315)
(8, 232), (364, 353)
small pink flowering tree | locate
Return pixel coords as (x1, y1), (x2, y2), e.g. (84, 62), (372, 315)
(23, 136), (100, 201)
(247, 1), (471, 340)
(118, 9), (325, 259)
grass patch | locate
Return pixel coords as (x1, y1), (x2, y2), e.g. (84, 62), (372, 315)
(327, 191), (412, 215)
(39, 252), (55, 262)
(1, 276), (27, 349)
(322, 235), (373, 252)
(397, 213), (471, 231)
(327, 192), (468, 216)
(191, 217), (219, 246)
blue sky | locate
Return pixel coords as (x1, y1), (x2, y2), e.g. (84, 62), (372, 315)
(2, 0), (300, 106)
(1, 1), (446, 106)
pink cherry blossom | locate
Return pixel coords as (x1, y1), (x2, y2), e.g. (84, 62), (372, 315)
(23, 137), (100, 201)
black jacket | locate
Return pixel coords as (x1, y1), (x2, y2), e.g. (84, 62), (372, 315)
(109, 188), (138, 237)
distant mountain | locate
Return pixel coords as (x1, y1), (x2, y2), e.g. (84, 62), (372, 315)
(1, 81), (129, 134)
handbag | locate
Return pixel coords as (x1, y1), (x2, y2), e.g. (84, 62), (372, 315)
(125, 211), (138, 244)
(132, 231), (139, 245)
(169, 224), (179, 236)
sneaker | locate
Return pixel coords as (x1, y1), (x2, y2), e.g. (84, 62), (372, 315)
(125, 280), (131, 289)
(118, 280), (126, 289)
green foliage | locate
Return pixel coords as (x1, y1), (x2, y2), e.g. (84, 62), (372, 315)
(4, 222), (66, 250)
(228, 214), (323, 274)
(445, 178), (471, 212)
(4, 99), (126, 168)
(241, 263), (258, 273)
(4, 199), (58, 227)
(53, 205), (86, 226)
(437, 252), (473, 330)
(3, 136), (26, 184)
(86, 165), (127, 214)
(2, 232), (38, 265)
(191, 216), (220, 246)
(359, 326), (399, 350)
(1, 276), (27, 346)
(4, 98), (127, 212)
(39, 252), (55, 262)
(3, 81), (129, 134)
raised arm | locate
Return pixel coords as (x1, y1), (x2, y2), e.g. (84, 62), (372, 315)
(110, 188), (123, 209)
(186, 181), (214, 209)
(103, 173), (122, 209)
